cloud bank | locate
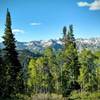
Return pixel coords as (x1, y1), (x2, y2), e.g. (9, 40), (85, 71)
(77, 0), (100, 10)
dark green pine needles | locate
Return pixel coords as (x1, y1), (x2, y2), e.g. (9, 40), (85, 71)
(1, 9), (23, 97)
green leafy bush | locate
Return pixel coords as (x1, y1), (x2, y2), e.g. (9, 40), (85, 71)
(0, 94), (31, 100)
(69, 91), (100, 100)
(32, 93), (65, 100)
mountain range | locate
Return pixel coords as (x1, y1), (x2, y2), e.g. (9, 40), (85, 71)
(0, 38), (100, 51)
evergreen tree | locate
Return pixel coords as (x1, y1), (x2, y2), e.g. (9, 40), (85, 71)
(62, 26), (68, 49)
(2, 9), (22, 96)
(3, 9), (21, 70)
(68, 25), (80, 80)
(61, 25), (80, 96)
(68, 25), (76, 47)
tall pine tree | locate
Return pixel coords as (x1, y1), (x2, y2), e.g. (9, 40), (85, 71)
(61, 25), (80, 97)
(62, 26), (68, 49)
(3, 9), (21, 70)
(2, 9), (22, 97)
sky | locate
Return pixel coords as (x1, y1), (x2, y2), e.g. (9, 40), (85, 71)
(0, 0), (100, 42)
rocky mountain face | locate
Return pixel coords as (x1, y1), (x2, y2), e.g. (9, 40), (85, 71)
(0, 38), (100, 51)
(76, 38), (100, 51)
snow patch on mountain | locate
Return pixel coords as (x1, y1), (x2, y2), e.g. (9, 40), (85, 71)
(0, 38), (100, 51)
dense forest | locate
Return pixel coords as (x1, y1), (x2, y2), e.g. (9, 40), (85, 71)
(0, 10), (100, 100)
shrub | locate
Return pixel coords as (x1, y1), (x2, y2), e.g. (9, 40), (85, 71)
(32, 93), (65, 100)
(69, 90), (100, 100)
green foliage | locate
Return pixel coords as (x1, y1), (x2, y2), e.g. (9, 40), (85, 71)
(69, 90), (100, 100)
(96, 66), (100, 90)
(32, 93), (65, 100)
(0, 93), (31, 100)
(60, 25), (80, 97)
(94, 51), (100, 90)
(0, 49), (4, 96)
(27, 48), (55, 93)
(0, 10), (99, 98)
(3, 9), (21, 68)
(1, 9), (23, 97)
(78, 49), (98, 92)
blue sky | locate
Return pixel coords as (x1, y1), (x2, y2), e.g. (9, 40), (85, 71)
(0, 0), (100, 42)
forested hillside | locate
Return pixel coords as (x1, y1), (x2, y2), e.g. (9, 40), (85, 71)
(0, 10), (100, 100)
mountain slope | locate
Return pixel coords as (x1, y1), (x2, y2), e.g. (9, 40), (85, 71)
(0, 38), (100, 51)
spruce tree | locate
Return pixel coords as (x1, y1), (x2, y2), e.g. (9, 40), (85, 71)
(67, 25), (80, 80)
(68, 25), (76, 47)
(2, 9), (22, 96)
(3, 9), (21, 70)
(61, 25), (80, 96)
(62, 26), (68, 49)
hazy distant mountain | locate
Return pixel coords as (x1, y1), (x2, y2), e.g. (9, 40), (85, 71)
(0, 38), (100, 51)
(76, 38), (100, 51)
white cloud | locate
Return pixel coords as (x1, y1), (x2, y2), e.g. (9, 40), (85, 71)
(12, 29), (24, 34)
(90, 0), (100, 10)
(77, 2), (90, 7)
(30, 22), (41, 26)
(77, 0), (100, 10)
